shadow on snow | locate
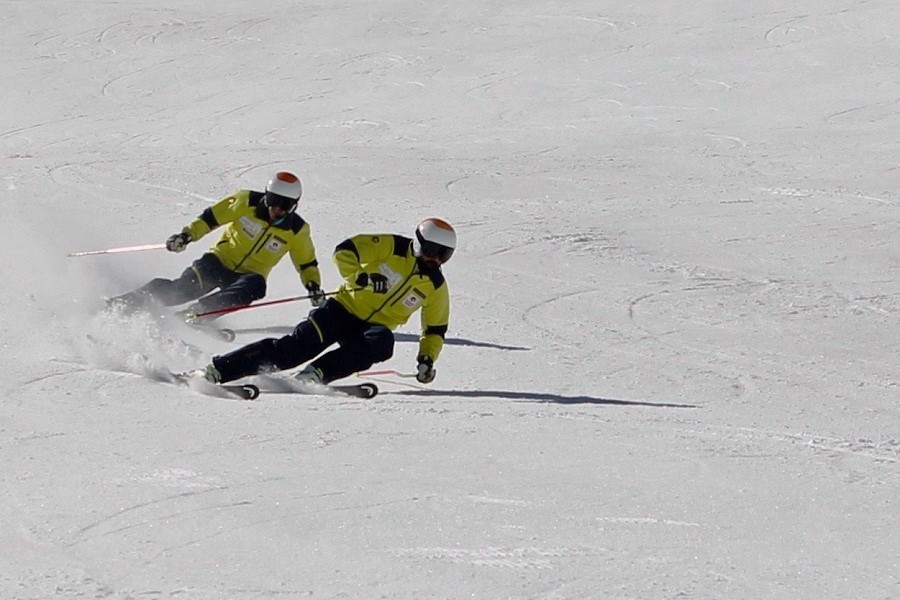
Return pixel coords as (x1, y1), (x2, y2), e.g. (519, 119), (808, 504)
(382, 388), (696, 409)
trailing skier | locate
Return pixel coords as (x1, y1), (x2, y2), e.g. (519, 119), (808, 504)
(109, 171), (324, 316)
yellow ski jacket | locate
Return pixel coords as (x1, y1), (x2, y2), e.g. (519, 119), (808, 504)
(181, 190), (320, 288)
(332, 233), (451, 362)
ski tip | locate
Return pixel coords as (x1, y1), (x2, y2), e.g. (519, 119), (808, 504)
(359, 382), (379, 398)
(171, 371), (259, 400)
(240, 384), (261, 400)
(331, 382), (379, 398)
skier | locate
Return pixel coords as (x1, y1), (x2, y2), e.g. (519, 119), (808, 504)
(109, 171), (325, 317)
(197, 217), (456, 385)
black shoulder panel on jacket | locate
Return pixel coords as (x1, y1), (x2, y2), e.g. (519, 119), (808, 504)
(200, 207), (218, 229)
(334, 238), (360, 262)
(424, 268), (445, 289)
(285, 213), (306, 233)
(248, 190), (264, 207)
(393, 235), (412, 257)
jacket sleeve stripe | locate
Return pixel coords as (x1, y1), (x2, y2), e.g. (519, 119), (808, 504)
(424, 324), (448, 339)
(200, 208), (218, 229)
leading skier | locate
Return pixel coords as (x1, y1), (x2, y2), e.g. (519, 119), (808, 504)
(197, 217), (456, 385)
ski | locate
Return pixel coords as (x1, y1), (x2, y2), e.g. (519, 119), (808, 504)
(219, 381), (260, 400)
(178, 313), (238, 342)
(325, 383), (379, 399)
(169, 371), (260, 400)
(253, 374), (378, 399)
(223, 382), (260, 400)
(184, 322), (237, 342)
(102, 297), (238, 342)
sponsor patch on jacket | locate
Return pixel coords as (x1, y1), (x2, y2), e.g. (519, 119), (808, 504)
(265, 236), (287, 253)
(239, 217), (264, 239)
(402, 288), (425, 309)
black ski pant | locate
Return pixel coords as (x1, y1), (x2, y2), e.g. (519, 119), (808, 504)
(138, 253), (266, 312)
(212, 299), (394, 384)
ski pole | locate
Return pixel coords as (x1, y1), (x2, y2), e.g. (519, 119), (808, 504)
(68, 242), (167, 257)
(357, 369), (418, 378)
(192, 295), (311, 318)
(191, 288), (362, 319)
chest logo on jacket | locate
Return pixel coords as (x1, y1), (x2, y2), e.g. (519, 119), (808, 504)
(239, 217), (264, 240)
(378, 264), (403, 289)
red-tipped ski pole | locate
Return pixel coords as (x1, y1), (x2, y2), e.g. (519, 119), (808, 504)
(192, 295), (309, 318)
(68, 243), (167, 257)
(192, 288), (361, 319)
(357, 369), (418, 378)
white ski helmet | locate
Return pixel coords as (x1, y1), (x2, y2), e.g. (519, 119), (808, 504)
(413, 217), (456, 264)
(265, 171), (302, 210)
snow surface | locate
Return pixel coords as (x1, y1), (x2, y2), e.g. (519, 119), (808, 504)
(2, 1), (898, 598)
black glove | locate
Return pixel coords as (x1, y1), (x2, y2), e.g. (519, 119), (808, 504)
(166, 231), (192, 253)
(416, 355), (436, 384)
(355, 272), (390, 294)
(305, 281), (326, 307)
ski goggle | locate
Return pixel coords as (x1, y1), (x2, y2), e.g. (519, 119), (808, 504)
(265, 192), (298, 212)
(415, 233), (454, 264)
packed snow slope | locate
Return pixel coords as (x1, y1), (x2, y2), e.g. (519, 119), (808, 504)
(1, 1), (897, 598)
